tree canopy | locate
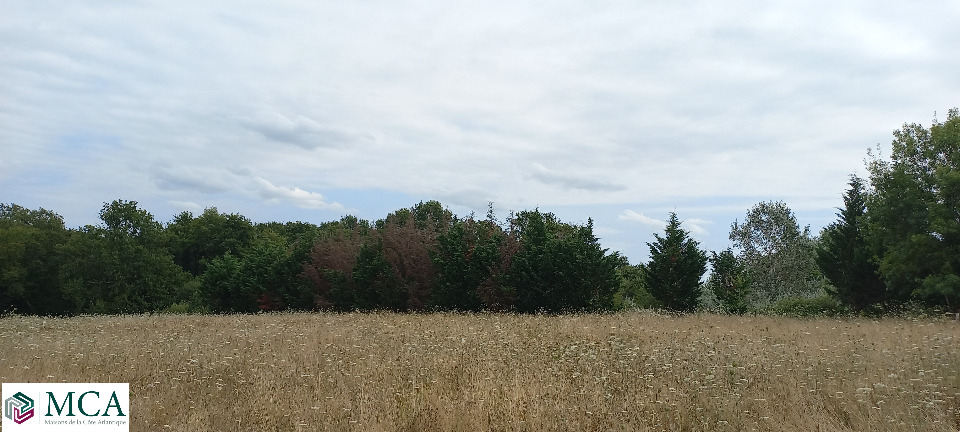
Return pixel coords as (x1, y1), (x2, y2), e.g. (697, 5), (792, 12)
(2, 108), (959, 316)
(867, 108), (960, 307)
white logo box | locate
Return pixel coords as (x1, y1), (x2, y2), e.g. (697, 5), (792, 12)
(2, 383), (129, 432)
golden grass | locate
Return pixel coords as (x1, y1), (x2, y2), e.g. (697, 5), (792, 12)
(1, 312), (958, 431)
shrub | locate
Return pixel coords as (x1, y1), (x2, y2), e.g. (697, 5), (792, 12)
(767, 295), (847, 318)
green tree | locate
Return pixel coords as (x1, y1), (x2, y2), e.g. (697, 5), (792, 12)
(200, 226), (318, 312)
(642, 213), (708, 312)
(0, 204), (70, 314)
(816, 176), (885, 311)
(166, 208), (254, 276)
(507, 210), (620, 313)
(59, 200), (190, 313)
(199, 252), (243, 312)
(867, 108), (960, 307)
(613, 260), (659, 310)
(706, 249), (750, 314)
(729, 201), (824, 305)
(256, 222), (324, 310)
(431, 215), (505, 311)
(352, 238), (405, 311)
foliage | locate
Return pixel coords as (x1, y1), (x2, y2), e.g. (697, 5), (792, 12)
(706, 249), (750, 314)
(507, 210), (620, 313)
(613, 263), (659, 310)
(0, 204), (71, 314)
(59, 200), (190, 314)
(200, 225), (319, 312)
(431, 215), (508, 311)
(729, 201), (825, 305)
(303, 218), (365, 311)
(816, 176), (886, 311)
(352, 238), (406, 311)
(866, 108), (960, 307)
(167, 208), (254, 276)
(305, 202), (451, 312)
(379, 204), (450, 310)
(641, 213), (708, 312)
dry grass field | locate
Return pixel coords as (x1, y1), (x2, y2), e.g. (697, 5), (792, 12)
(1, 312), (958, 431)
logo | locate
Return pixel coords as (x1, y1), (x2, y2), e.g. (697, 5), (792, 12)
(2, 383), (129, 431)
(4, 392), (35, 424)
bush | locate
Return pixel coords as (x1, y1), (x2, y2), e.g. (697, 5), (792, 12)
(613, 265), (660, 310)
(766, 295), (847, 318)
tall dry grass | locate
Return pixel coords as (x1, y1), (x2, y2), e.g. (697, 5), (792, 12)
(1, 312), (958, 431)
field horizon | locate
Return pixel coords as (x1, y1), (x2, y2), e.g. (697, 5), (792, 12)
(1, 311), (958, 431)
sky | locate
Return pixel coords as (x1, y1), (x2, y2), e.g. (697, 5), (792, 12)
(2, 0), (960, 263)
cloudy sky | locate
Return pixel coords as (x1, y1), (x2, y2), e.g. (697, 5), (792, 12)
(2, 0), (959, 263)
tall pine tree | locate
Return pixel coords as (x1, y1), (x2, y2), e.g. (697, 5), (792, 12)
(642, 213), (708, 312)
(816, 175), (885, 312)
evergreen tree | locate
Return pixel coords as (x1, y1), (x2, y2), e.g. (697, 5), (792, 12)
(508, 210), (619, 313)
(707, 249), (750, 314)
(816, 176), (885, 311)
(431, 217), (503, 311)
(352, 238), (406, 311)
(642, 213), (708, 312)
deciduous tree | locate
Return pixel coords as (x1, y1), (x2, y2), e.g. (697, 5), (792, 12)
(0, 204), (70, 314)
(167, 208), (254, 276)
(59, 200), (189, 313)
(866, 108), (960, 307)
(729, 201), (824, 305)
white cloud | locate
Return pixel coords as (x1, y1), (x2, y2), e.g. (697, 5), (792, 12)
(619, 211), (711, 237)
(167, 200), (203, 213)
(618, 210), (664, 230)
(685, 218), (713, 236)
(252, 177), (344, 211)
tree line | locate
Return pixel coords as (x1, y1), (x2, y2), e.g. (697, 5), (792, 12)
(1, 108), (958, 316)
(0, 200), (623, 315)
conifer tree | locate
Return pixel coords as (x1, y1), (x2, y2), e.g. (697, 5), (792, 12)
(816, 176), (885, 311)
(642, 213), (708, 312)
(707, 249), (751, 314)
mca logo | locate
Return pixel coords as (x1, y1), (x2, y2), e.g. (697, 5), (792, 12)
(4, 392), (35, 424)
